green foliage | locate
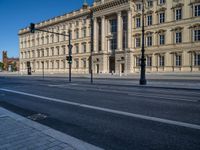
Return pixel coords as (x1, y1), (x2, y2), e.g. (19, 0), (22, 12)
(0, 62), (4, 71)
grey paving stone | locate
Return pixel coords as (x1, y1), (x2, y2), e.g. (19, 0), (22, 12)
(0, 107), (103, 150)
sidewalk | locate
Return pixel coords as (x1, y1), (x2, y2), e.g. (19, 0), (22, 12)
(0, 107), (103, 150)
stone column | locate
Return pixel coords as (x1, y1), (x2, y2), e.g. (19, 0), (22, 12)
(117, 12), (122, 50)
(93, 17), (97, 52)
(101, 16), (105, 51)
(127, 10), (132, 48)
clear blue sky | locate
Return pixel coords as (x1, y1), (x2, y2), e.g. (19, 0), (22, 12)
(0, 0), (93, 61)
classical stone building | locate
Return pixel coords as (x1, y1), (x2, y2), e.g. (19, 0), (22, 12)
(19, 0), (200, 74)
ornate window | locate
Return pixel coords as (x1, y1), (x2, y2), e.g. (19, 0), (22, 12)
(75, 44), (79, 53)
(136, 57), (140, 67)
(194, 53), (200, 66)
(123, 15), (128, 49)
(146, 32), (153, 47)
(147, 0), (153, 8)
(62, 46), (66, 55)
(82, 28), (86, 38)
(136, 17), (141, 28)
(75, 29), (79, 39)
(110, 19), (117, 33)
(75, 60), (79, 69)
(159, 0), (165, 5)
(159, 55), (165, 67)
(159, 12), (165, 23)
(175, 54), (182, 66)
(136, 3), (141, 11)
(147, 15), (152, 26)
(175, 8), (182, 20)
(82, 43), (87, 53)
(135, 34), (141, 48)
(159, 34), (165, 45)
(194, 29), (200, 41)
(83, 59), (87, 69)
(56, 47), (60, 55)
(146, 56), (152, 67)
(194, 4), (200, 17)
(175, 31), (182, 43)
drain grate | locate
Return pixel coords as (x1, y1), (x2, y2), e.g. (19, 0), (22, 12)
(27, 113), (47, 121)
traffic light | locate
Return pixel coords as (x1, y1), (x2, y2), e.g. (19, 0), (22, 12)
(66, 56), (72, 64)
(29, 23), (35, 33)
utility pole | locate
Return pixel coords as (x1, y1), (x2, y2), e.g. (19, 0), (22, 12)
(139, 0), (147, 85)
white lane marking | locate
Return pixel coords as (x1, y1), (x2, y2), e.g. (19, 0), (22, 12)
(1, 88), (200, 130)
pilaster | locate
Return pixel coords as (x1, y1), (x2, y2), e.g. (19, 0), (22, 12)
(117, 12), (122, 51)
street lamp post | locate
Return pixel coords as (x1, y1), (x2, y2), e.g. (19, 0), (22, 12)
(42, 61), (44, 80)
(90, 11), (94, 84)
(139, 0), (147, 85)
(68, 30), (73, 83)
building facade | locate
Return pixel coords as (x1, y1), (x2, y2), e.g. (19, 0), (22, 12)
(19, 0), (200, 74)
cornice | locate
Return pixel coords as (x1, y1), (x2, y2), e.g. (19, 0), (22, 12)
(91, 0), (129, 12)
(19, 9), (90, 36)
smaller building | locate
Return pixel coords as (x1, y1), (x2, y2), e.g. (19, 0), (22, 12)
(2, 51), (19, 71)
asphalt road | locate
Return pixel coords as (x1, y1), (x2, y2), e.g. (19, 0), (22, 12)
(0, 76), (200, 150)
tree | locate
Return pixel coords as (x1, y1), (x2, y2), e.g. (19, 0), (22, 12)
(0, 62), (4, 71)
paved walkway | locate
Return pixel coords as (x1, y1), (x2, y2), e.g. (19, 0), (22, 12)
(0, 107), (102, 150)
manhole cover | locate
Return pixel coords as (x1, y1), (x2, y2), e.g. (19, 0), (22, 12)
(27, 113), (47, 121)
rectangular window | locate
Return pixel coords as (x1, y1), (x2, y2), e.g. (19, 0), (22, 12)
(147, 35), (153, 47)
(123, 15), (128, 49)
(136, 17), (141, 28)
(57, 47), (59, 55)
(82, 29), (86, 38)
(136, 57), (140, 67)
(83, 60), (87, 69)
(194, 5), (200, 17)
(176, 55), (182, 66)
(159, 0), (165, 5)
(76, 21), (79, 26)
(75, 60), (79, 69)
(135, 37), (141, 48)
(147, 56), (152, 67)
(110, 19), (117, 51)
(98, 21), (102, 51)
(176, 32), (182, 43)
(110, 19), (117, 33)
(82, 44), (86, 53)
(147, 0), (153, 7)
(83, 19), (87, 24)
(136, 4), (141, 11)
(110, 38), (117, 50)
(76, 30), (79, 39)
(159, 34), (165, 45)
(159, 55), (165, 67)
(175, 8), (182, 20)
(62, 46), (66, 55)
(147, 15), (152, 26)
(76, 45), (79, 53)
(159, 12), (165, 23)
(194, 53), (200, 66)
(194, 30), (200, 41)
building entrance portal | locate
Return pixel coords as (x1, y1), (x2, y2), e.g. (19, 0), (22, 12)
(109, 56), (115, 73)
